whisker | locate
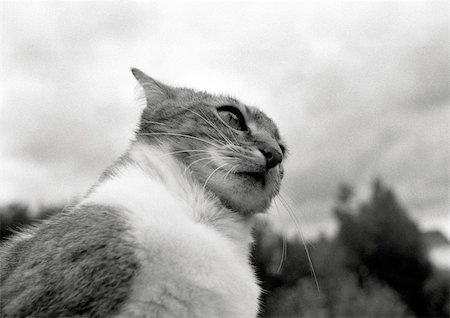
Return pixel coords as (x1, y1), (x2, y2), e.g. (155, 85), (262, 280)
(202, 131), (228, 147)
(200, 108), (239, 145)
(182, 155), (237, 174)
(140, 120), (167, 126)
(223, 164), (239, 180)
(199, 108), (236, 145)
(203, 163), (229, 190)
(183, 157), (213, 174)
(157, 149), (212, 157)
(277, 193), (320, 294)
(222, 144), (248, 156)
(140, 108), (230, 146)
(186, 152), (241, 162)
(177, 105), (233, 146)
(137, 132), (221, 148)
(273, 199), (287, 273)
(140, 121), (225, 146)
(160, 148), (242, 164)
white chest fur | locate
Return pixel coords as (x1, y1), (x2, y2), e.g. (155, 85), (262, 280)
(81, 144), (261, 317)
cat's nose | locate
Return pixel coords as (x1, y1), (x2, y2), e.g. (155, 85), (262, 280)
(260, 147), (283, 170)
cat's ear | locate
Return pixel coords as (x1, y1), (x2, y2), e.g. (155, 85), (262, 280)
(131, 67), (175, 106)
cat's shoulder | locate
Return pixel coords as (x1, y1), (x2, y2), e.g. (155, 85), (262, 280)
(1, 204), (139, 317)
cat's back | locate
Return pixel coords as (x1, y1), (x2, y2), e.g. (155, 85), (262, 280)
(0, 204), (140, 317)
(1, 190), (260, 318)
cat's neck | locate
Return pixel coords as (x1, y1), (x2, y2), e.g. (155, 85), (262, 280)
(82, 141), (255, 258)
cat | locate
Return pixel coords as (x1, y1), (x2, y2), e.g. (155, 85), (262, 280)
(0, 68), (286, 317)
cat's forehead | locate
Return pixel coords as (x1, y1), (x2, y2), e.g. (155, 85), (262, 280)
(244, 106), (280, 138)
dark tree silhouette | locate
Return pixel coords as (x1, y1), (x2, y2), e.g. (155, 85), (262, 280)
(1, 203), (30, 242)
(335, 179), (437, 317)
(1, 204), (60, 242)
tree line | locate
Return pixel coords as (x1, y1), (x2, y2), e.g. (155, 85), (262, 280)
(253, 179), (449, 317)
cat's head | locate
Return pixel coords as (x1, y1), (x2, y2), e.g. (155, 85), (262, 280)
(132, 68), (287, 215)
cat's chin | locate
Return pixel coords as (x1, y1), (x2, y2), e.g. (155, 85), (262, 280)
(208, 169), (281, 216)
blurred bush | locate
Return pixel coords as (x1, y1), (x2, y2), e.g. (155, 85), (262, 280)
(0, 204), (59, 242)
(253, 179), (449, 317)
(264, 274), (411, 318)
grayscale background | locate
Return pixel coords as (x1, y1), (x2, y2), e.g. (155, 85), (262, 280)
(1, 2), (449, 312)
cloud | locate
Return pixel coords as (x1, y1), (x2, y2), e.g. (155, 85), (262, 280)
(0, 1), (448, 237)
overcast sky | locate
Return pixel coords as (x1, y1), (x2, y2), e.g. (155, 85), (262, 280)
(1, 1), (448, 239)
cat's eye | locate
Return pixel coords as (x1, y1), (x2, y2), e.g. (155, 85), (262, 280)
(217, 106), (247, 131)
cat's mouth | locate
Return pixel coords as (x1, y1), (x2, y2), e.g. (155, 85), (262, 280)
(236, 171), (267, 185)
